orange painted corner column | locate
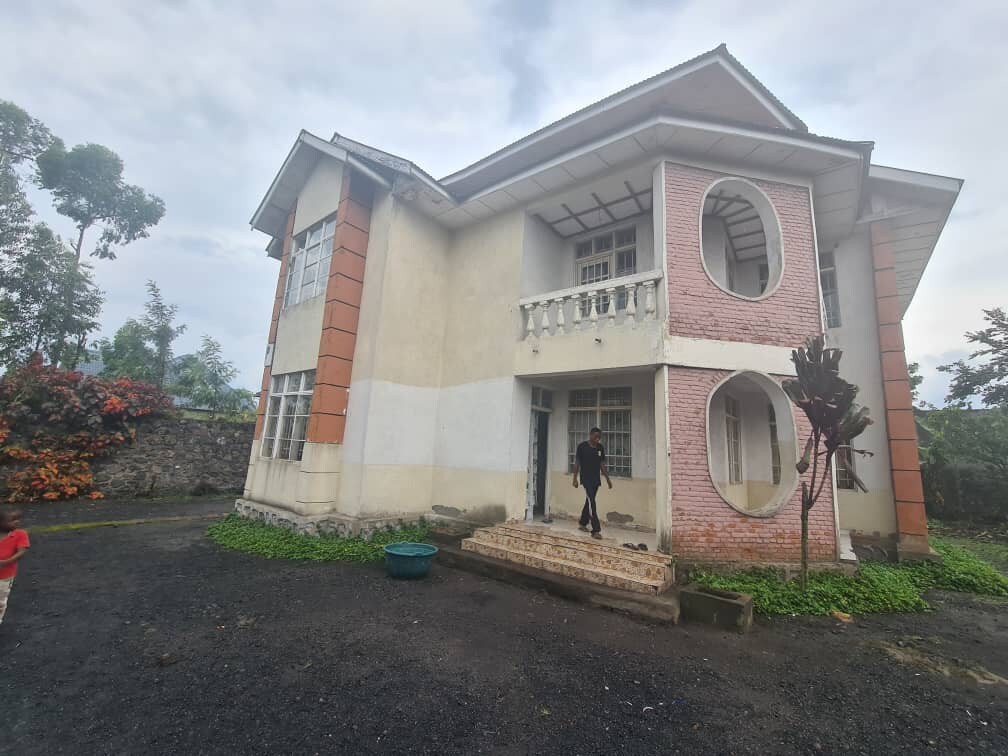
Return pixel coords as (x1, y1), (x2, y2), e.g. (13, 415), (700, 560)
(870, 219), (931, 559)
(255, 206), (297, 440)
(306, 169), (375, 445)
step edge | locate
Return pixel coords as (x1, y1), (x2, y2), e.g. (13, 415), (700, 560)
(479, 525), (673, 565)
(461, 538), (669, 589)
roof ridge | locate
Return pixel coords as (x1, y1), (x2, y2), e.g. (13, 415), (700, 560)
(439, 44), (807, 185)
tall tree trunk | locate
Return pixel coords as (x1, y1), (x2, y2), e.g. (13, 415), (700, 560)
(800, 483), (809, 591)
(73, 225), (86, 263)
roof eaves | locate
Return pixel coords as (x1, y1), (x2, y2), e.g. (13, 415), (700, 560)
(332, 132), (457, 202)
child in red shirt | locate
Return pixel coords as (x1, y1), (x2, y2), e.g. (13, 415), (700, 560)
(0, 509), (29, 625)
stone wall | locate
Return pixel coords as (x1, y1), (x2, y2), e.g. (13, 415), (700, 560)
(91, 417), (254, 498)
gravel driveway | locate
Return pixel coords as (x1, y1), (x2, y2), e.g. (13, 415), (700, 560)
(1, 499), (1006, 754)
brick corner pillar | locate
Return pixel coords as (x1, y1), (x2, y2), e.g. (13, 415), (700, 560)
(307, 169), (374, 445)
(870, 220), (932, 560)
(254, 206), (297, 441)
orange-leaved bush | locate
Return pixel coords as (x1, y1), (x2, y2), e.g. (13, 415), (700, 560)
(0, 356), (172, 502)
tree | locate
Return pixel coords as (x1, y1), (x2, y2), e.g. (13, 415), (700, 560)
(921, 406), (1008, 481)
(0, 100), (53, 167)
(172, 336), (242, 419)
(938, 307), (1008, 408)
(140, 280), (186, 387)
(782, 336), (873, 588)
(908, 362), (923, 407)
(94, 319), (157, 382)
(0, 224), (103, 367)
(0, 103), (104, 369)
(36, 141), (165, 261)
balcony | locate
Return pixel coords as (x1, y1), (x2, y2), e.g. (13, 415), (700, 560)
(519, 270), (663, 338)
(515, 270), (664, 376)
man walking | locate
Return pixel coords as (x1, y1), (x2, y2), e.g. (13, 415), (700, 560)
(572, 427), (613, 539)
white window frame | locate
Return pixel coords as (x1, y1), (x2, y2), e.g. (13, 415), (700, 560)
(283, 217), (337, 310)
(573, 225), (638, 314)
(819, 251), (841, 328)
(725, 394), (743, 485)
(567, 387), (632, 478)
(261, 370), (315, 461)
(836, 446), (858, 491)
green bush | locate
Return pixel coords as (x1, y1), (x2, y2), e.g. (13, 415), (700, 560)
(693, 535), (1008, 616)
(207, 514), (430, 563)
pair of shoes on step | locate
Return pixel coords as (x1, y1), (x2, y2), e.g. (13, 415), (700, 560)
(621, 542), (649, 552)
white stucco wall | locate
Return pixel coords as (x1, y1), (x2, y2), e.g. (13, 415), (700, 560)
(825, 230), (897, 537)
(293, 156), (344, 235)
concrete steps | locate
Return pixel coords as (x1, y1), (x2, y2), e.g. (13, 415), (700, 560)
(461, 524), (674, 595)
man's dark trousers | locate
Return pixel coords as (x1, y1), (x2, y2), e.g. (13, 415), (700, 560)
(579, 482), (601, 534)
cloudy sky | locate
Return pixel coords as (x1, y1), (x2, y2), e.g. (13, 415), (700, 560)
(1, 0), (1003, 402)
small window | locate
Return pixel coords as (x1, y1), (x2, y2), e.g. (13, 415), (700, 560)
(819, 251), (841, 328)
(261, 370), (315, 461)
(768, 403), (781, 485)
(531, 386), (552, 410)
(567, 387), (632, 477)
(836, 447), (857, 490)
(725, 395), (742, 485)
(283, 217), (337, 310)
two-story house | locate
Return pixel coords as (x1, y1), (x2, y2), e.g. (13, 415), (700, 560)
(237, 44), (961, 571)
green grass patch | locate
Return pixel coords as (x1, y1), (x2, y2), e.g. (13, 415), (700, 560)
(693, 536), (1008, 617)
(940, 537), (1008, 576)
(206, 514), (430, 563)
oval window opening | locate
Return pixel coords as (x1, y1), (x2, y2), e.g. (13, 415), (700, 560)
(707, 372), (797, 517)
(700, 179), (783, 299)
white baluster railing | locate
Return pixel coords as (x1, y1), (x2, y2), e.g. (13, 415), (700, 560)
(518, 270), (663, 340)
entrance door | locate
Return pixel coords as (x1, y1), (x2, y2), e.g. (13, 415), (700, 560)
(533, 410), (549, 518)
(526, 408), (551, 522)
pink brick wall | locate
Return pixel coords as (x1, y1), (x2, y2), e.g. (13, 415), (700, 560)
(668, 366), (837, 563)
(664, 162), (823, 347)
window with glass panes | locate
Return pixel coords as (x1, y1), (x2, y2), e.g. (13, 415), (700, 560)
(567, 387), (632, 477)
(574, 226), (637, 314)
(836, 446), (857, 490)
(261, 370), (315, 461)
(283, 217), (337, 310)
(819, 251), (841, 328)
(725, 395), (743, 484)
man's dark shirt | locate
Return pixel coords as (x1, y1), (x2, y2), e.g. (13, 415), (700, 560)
(575, 441), (606, 487)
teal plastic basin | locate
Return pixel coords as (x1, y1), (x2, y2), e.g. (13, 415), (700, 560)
(383, 542), (438, 579)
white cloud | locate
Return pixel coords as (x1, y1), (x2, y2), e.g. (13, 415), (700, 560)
(1, 0), (1004, 397)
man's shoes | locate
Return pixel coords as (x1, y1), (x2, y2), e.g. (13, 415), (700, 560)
(578, 525), (590, 532)
(591, 532), (603, 540)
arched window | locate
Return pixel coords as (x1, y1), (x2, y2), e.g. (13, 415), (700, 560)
(700, 178), (783, 299)
(707, 372), (797, 517)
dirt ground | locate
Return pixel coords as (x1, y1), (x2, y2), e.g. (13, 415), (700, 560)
(1, 500), (1006, 755)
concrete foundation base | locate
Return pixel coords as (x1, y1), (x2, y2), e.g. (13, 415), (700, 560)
(234, 498), (422, 538)
(679, 584), (753, 633)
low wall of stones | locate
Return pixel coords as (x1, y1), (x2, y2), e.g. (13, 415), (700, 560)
(92, 417), (254, 498)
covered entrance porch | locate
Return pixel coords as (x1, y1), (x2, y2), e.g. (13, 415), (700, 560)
(518, 368), (665, 548)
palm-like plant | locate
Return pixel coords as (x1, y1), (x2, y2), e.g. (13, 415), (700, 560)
(782, 335), (873, 588)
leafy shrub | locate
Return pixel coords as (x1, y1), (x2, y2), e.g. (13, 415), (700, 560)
(0, 357), (171, 502)
(694, 536), (1007, 616)
(207, 514), (430, 563)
